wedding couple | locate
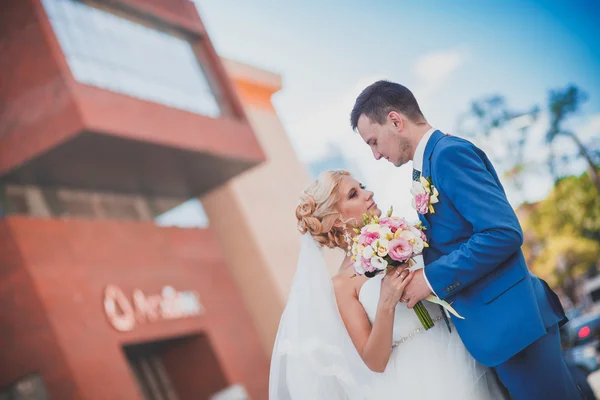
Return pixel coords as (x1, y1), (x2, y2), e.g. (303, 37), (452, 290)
(269, 81), (581, 399)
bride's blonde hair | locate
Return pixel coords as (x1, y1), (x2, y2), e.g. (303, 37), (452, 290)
(295, 170), (350, 249)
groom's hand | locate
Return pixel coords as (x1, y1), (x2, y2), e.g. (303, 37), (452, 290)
(404, 269), (432, 309)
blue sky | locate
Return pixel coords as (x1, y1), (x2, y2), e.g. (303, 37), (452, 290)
(160, 0), (600, 225)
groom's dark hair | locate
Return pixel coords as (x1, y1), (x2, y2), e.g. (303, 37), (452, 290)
(350, 80), (425, 130)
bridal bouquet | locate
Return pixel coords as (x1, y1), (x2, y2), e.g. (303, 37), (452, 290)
(350, 208), (463, 330)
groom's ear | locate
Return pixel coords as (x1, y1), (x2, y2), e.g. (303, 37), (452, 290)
(388, 111), (404, 131)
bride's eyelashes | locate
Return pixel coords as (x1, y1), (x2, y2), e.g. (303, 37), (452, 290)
(348, 184), (367, 199)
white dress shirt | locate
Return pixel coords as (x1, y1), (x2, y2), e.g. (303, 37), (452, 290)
(412, 127), (436, 173)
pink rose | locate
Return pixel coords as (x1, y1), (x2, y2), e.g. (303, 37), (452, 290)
(380, 220), (394, 234)
(420, 230), (427, 241)
(380, 217), (406, 232)
(361, 256), (376, 273)
(388, 238), (413, 262)
(358, 234), (367, 246)
(415, 193), (430, 215)
(358, 231), (380, 246)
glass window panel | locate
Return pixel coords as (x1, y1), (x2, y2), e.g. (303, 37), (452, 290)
(40, 0), (221, 118)
(6, 192), (30, 214)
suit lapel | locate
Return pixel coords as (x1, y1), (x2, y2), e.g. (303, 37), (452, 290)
(422, 130), (445, 178)
(418, 212), (430, 231)
(419, 130), (445, 230)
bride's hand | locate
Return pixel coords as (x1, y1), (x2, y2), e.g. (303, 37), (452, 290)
(379, 267), (413, 311)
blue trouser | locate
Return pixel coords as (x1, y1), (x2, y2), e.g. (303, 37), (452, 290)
(494, 324), (582, 400)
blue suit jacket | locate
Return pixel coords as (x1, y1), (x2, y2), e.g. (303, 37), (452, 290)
(421, 130), (567, 367)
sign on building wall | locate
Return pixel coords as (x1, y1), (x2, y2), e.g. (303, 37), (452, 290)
(103, 285), (204, 332)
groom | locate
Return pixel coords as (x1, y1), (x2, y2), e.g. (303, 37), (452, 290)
(351, 80), (580, 399)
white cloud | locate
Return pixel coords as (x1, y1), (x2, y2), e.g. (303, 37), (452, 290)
(411, 47), (469, 101)
(280, 74), (386, 162)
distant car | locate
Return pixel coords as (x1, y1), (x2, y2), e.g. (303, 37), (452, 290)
(561, 310), (600, 375)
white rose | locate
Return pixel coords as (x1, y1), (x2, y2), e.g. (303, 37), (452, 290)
(371, 256), (388, 271)
(379, 226), (393, 238)
(363, 245), (375, 259)
(354, 243), (365, 256)
(398, 229), (417, 241)
(365, 224), (380, 233)
(376, 239), (390, 257)
(352, 255), (365, 275)
(410, 226), (422, 238)
(412, 238), (424, 254)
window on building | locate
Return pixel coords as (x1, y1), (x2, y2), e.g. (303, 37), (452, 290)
(3, 189), (30, 215)
(1, 185), (52, 217)
(57, 190), (98, 219)
(124, 342), (179, 400)
(40, 0), (221, 117)
(124, 335), (232, 400)
(97, 195), (150, 220)
(57, 190), (152, 221)
(0, 373), (48, 400)
(1, 184), (204, 225)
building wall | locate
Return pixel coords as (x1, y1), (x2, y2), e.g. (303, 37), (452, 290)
(0, 0), (264, 197)
(0, 0), (82, 177)
(0, 221), (83, 399)
(0, 217), (269, 399)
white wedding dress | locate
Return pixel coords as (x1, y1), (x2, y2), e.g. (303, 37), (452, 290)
(269, 235), (507, 400)
(358, 274), (506, 399)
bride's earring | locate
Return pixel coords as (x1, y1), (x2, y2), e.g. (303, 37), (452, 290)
(343, 228), (352, 256)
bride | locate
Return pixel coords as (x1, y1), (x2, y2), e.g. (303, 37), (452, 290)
(269, 170), (507, 399)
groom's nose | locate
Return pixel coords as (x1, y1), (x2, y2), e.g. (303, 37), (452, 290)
(373, 150), (383, 160)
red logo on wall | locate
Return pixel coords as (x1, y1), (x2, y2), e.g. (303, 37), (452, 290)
(103, 285), (205, 332)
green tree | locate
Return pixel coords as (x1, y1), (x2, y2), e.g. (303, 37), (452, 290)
(529, 172), (600, 242)
(521, 171), (600, 301)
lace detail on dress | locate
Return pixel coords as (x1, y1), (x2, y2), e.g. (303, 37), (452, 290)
(392, 316), (444, 348)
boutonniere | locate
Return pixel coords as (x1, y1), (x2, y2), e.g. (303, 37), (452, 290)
(411, 176), (440, 215)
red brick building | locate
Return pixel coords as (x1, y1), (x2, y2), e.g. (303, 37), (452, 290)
(0, 0), (271, 398)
